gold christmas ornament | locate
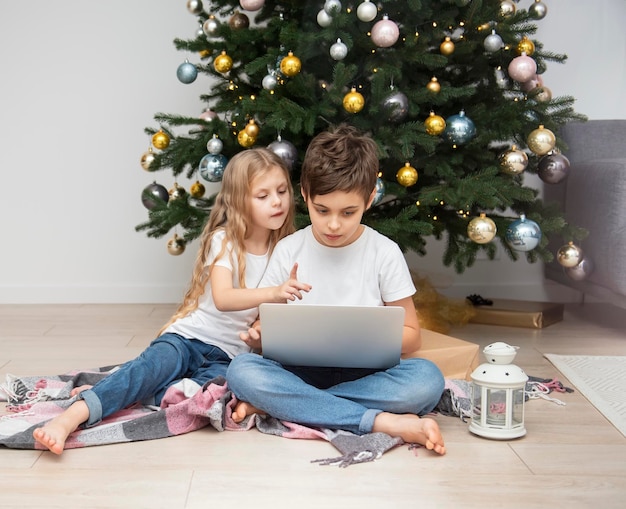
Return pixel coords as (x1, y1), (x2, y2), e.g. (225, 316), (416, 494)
(190, 180), (206, 198)
(530, 86), (552, 103)
(426, 76), (441, 93)
(527, 125), (556, 155)
(151, 130), (170, 150)
(169, 183), (187, 201)
(557, 242), (584, 268)
(140, 149), (155, 171)
(237, 129), (256, 147)
(467, 213), (497, 244)
(425, 111), (446, 135)
(244, 119), (260, 138)
(500, 0), (516, 17)
(280, 51), (302, 77)
(167, 234), (186, 256)
(214, 51), (233, 73)
(499, 145), (529, 175)
(516, 36), (535, 56)
(396, 162), (418, 187)
(440, 37), (455, 56)
(342, 87), (365, 113)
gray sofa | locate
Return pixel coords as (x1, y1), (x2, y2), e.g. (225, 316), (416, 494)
(544, 119), (626, 308)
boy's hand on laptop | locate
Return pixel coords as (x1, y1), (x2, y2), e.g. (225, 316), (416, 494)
(275, 263), (312, 302)
(240, 323), (262, 351)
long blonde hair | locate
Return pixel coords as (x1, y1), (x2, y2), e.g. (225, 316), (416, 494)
(159, 148), (295, 333)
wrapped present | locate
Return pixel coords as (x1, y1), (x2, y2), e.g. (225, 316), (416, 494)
(404, 329), (479, 380)
(468, 298), (564, 329)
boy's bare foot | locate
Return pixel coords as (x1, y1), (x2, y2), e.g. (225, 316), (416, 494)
(373, 412), (446, 455)
(70, 384), (92, 397)
(32, 400), (89, 455)
(231, 400), (265, 423)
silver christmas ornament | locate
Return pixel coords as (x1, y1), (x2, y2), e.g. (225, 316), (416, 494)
(267, 137), (298, 171)
(142, 182), (169, 210)
(202, 16), (220, 37)
(529, 0), (548, 20)
(330, 39), (348, 60)
(206, 135), (223, 154)
(262, 73), (278, 90)
(566, 257), (594, 281)
(484, 30), (504, 53)
(382, 90), (409, 122)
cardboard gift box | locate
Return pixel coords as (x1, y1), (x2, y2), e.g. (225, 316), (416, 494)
(404, 329), (479, 380)
(468, 299), (564, 329)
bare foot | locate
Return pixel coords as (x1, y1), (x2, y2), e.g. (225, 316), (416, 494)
(32, 400), (90, 455)
(70, 384), (92, 397)
(373, 412), (446, 455)
(231, 400), (265, 423)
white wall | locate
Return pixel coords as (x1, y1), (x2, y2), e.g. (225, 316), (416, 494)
(0, 0), (624, 304)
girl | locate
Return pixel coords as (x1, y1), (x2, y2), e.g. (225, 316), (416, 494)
(33, 147), (311, 454)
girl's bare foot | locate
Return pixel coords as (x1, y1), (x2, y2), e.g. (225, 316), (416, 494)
(231, 401), (265, 423)
(32, 400), (90, 455)
(70, 384), (93, 397)
(373, 412), (446, 455)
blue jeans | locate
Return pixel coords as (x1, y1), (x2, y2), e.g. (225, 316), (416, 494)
(79, 333), (231, 426)
(226, 354), (445, 435)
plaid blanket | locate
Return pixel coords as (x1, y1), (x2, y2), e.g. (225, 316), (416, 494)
(0, 367), (403, 467)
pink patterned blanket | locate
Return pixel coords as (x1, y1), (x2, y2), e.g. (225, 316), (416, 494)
(0, 367), (404, 467)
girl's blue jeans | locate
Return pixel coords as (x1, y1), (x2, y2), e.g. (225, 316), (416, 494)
(79, 333), (231, 427)
(226, 354), (445, 435)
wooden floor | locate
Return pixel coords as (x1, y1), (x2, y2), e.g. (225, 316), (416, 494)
(1, 302), (625, 509)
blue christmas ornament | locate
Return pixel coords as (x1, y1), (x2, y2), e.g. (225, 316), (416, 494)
(505, 215), (542, 252)
(372, 177), (386, 206)
(177, 60), (198, 84)
(443, 110), (476, 145)
(199, 153), (228, 182)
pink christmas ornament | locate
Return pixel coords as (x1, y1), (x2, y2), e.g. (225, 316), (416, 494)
(508, 53), (537, 83)
(371, 16), (399, 48)
(520, 73), (543, 92)
(239, 0), (265, 11)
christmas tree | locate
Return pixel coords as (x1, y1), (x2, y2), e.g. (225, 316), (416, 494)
(137, 0), (587, 273)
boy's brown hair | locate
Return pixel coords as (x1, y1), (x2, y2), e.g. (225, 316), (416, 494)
(300, 124), (379, 203)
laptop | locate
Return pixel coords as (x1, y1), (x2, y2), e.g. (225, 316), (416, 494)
(258, 303), (405, 369)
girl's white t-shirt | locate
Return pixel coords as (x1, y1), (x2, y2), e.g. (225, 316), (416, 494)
(164, 229), (268, 358)
(261, 225), (415, 306)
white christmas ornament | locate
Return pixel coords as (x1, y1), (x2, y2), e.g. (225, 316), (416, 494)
(324, 0), (341, 15)
(317, 9), (332, 27)
(357, 0), (378, 22)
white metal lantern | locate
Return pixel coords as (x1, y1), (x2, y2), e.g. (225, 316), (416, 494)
(469, 342), (528, 439)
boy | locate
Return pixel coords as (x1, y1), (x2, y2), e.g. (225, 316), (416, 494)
(227, 124), (446, 455)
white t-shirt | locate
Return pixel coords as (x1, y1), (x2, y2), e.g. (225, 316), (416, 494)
(165, 229), (268, 358)
(261, 225), (415, 306)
